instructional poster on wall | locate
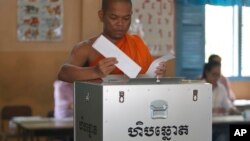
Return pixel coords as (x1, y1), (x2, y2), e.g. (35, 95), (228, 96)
(17, 0), (63, 41)
(130, 0), (175, 56)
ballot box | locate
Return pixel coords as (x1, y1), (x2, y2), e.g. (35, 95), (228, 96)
(74, 78), (212, 141)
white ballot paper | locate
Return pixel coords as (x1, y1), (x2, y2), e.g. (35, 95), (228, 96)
(92, 35), (141, 78)
(145, 52), (175, 77)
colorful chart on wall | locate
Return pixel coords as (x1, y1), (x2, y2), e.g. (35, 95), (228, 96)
(129, 0), (175, 56)
(17, 0), (63, 41)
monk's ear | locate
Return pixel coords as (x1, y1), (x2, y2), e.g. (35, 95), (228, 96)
(98, 10), (104, 22)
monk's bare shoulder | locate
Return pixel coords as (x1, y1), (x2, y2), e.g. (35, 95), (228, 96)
(67, 36), (101, 65)
(74, 37), (98, 51)
(70, 36), (99, 56)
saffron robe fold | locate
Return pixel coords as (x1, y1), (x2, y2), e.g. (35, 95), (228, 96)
(90, 34), (154, 74)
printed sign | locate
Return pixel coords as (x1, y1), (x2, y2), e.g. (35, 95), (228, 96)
(17, 0), (63, 41)
(130, 0), (175, 56)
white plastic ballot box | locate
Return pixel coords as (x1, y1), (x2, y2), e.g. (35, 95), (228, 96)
(74, 78), (212, 141)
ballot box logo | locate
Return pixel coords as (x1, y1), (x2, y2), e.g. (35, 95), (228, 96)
(230, 124), (250, 141)
(128, 121), (189, 141)
(79, 116), (97, 138)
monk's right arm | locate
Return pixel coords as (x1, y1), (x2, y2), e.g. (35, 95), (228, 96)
(57, 43), (101, 83)
(58, 58), (118, 83)
(58, 64), (100, 83)
(57, 43), (118, 83)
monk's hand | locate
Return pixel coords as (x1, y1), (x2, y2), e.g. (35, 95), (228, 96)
(95, 57), (118, 77)
(155, 61), (167, 78)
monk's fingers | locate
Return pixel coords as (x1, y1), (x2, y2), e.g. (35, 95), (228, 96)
(98, 58), (117, 71)
(96, 58), (118, 77)
(154, 69), (165, 77)
(95, 65), (115, 77)
(158, 61), (167, 70)
(156, 74), (164, 79)
(155, 62), (167, 77)
(100, 65), (116, 76)
(98, 57), (118, 66)
(156, 62), (167, 72)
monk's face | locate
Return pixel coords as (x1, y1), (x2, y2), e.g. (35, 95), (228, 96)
(99, 1), (132, 41)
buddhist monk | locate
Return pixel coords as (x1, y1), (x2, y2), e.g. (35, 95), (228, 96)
(57, 0), (167, 83)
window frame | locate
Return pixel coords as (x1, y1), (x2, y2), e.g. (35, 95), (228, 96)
(176, 3), (250, 81)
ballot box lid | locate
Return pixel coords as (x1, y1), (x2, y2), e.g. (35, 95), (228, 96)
(102, 75), (184, 84)
(75, 75), (202, 86)
(127, 77), (184, 84)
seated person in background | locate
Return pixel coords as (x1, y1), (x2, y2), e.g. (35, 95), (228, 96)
(57, 0), (167, 83)
(208, 54), (236, 102)
(54, 80), (73, 119)
(201, 61), (240, 116)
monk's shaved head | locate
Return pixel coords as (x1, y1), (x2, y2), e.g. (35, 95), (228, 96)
(99, 0), (133, 42)
(102, 0), (132, 12)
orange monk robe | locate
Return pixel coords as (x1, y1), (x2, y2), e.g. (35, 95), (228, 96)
(89, 34), (154, 74)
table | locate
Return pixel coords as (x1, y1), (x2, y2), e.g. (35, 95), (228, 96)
(212, 115), (247, 124)
(12, 117), (73, 141)
(234, 99), (250, 112)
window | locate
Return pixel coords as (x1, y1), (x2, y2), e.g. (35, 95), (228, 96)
(175, 4), (205, 80)
(241, 6), (250, 77)
(205, 5), (250, 79)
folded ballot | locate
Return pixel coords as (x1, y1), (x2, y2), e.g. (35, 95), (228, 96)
(145, 52), (175, 77)
(92, 35), (141, 78)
